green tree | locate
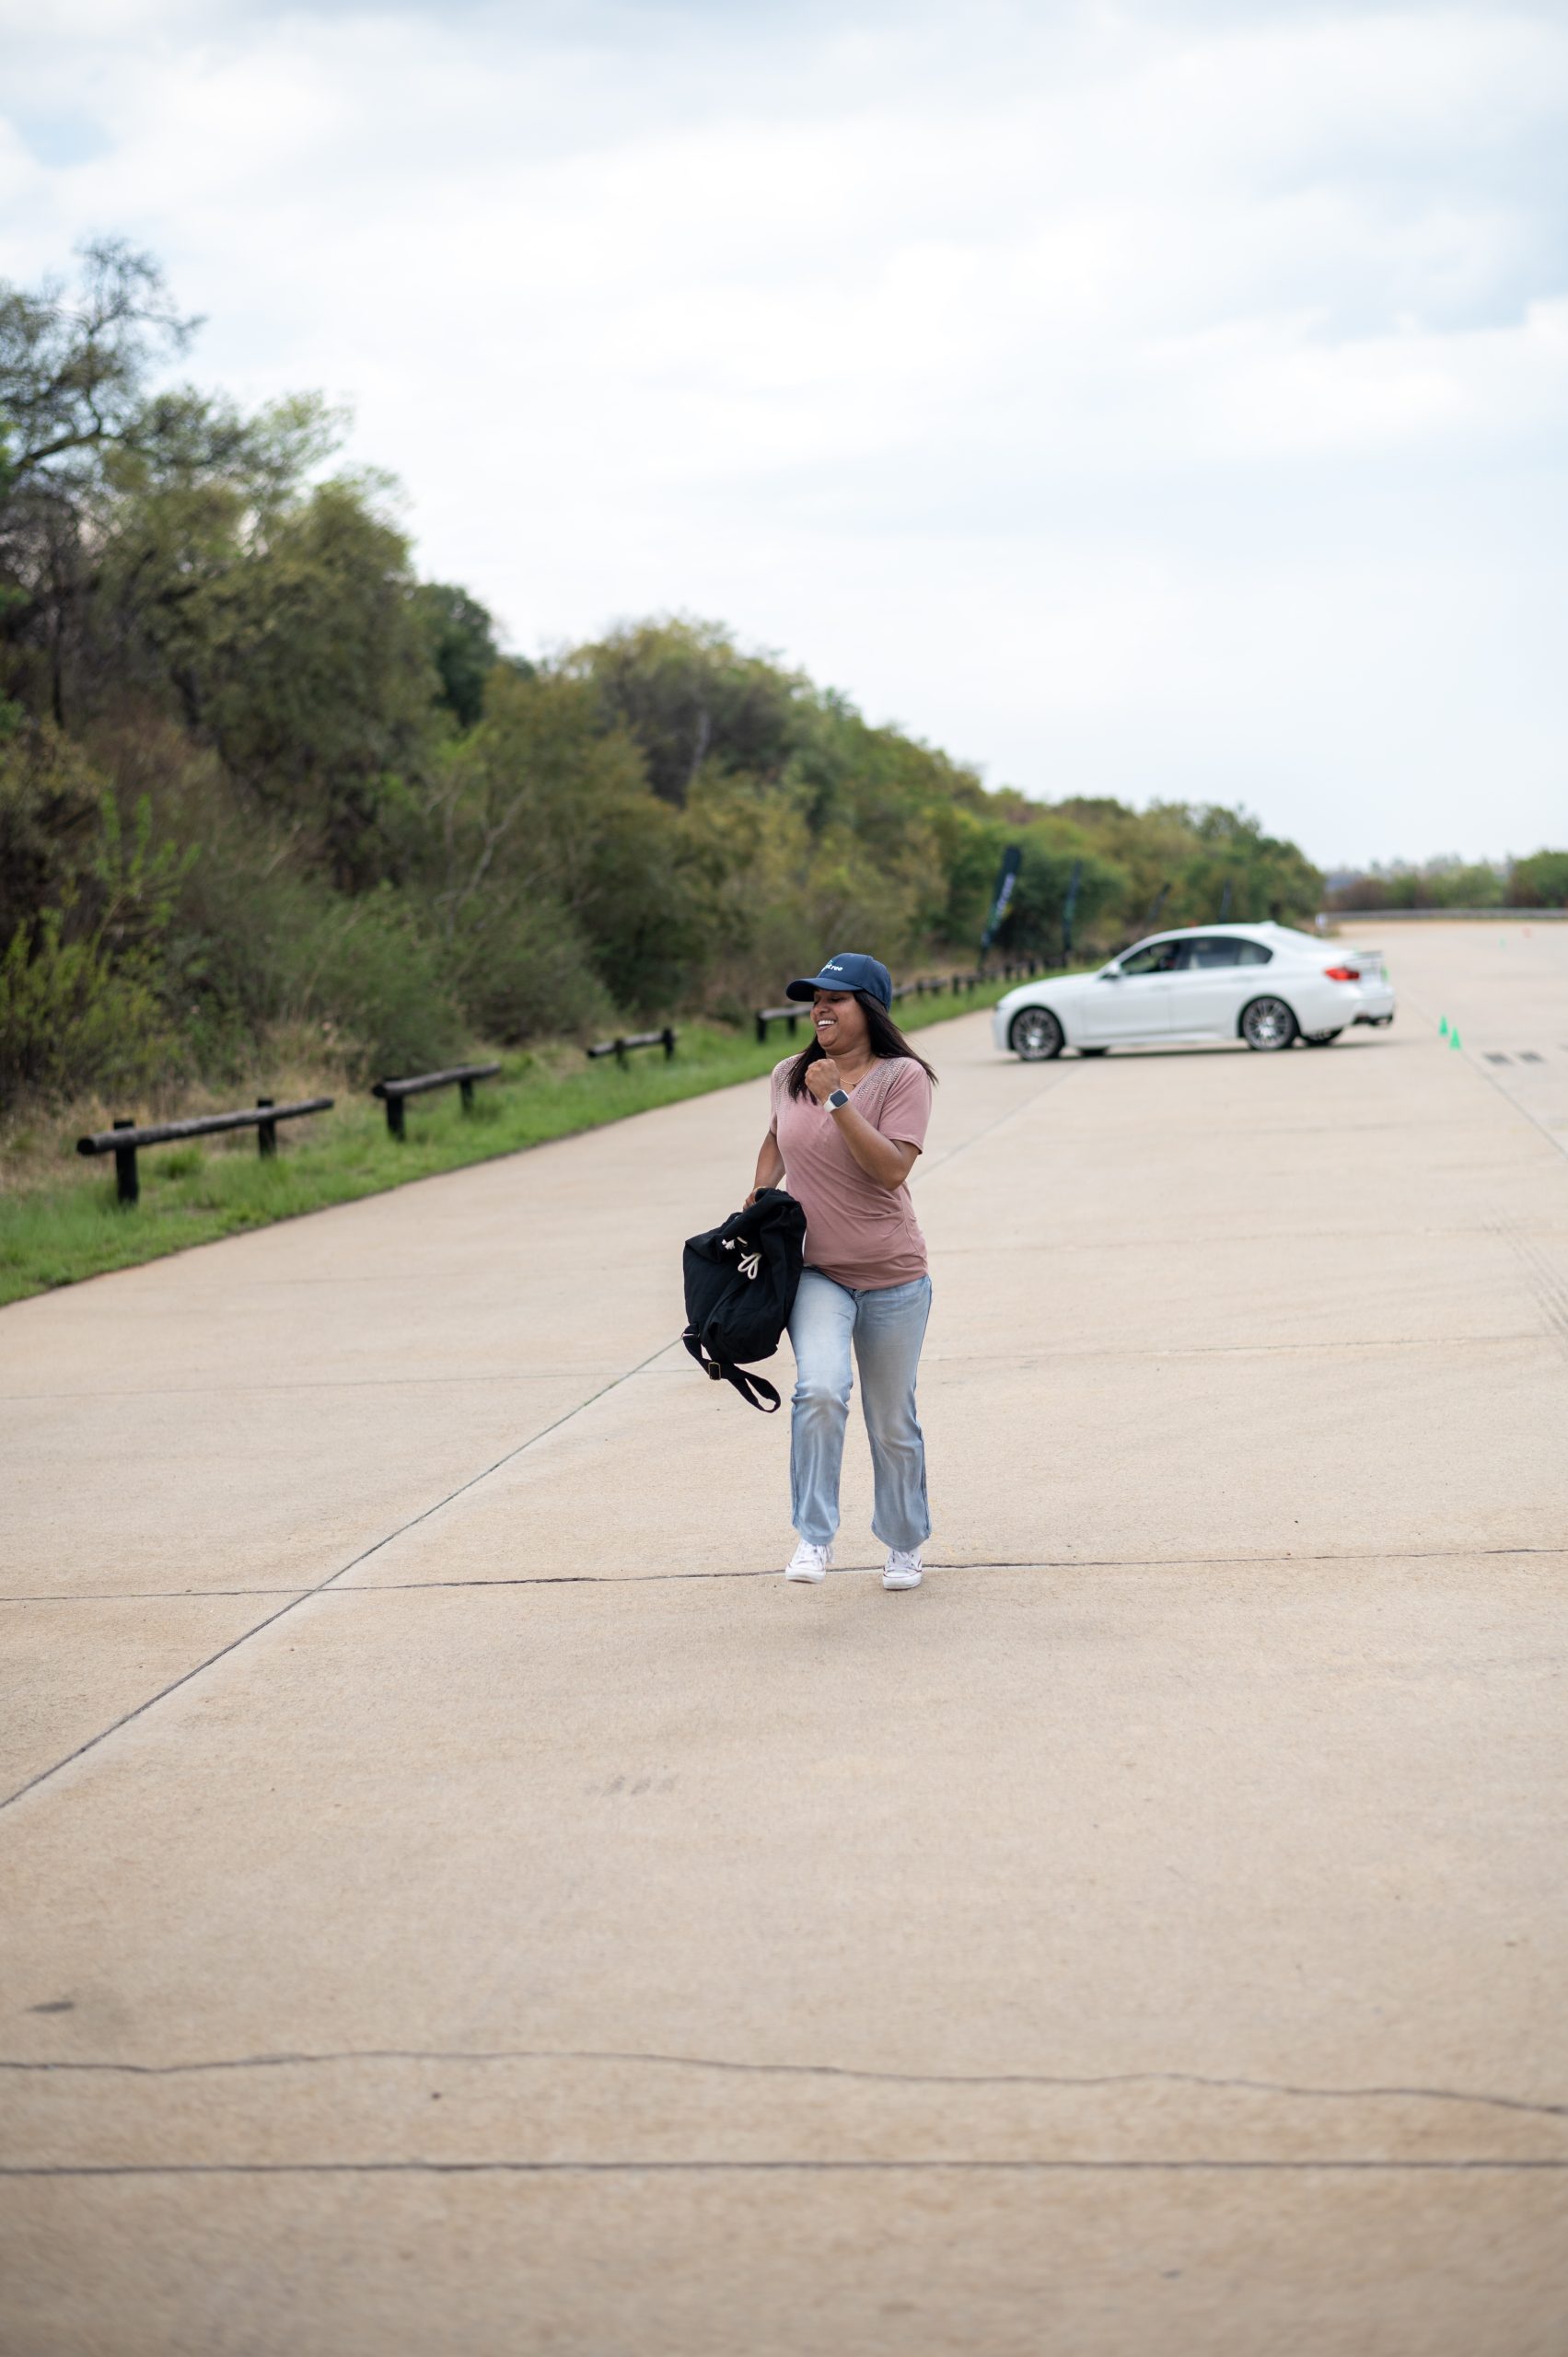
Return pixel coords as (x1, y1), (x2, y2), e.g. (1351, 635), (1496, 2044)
(1, 241), (198, 724)
(572, 618), (813, 805)
(414, 582), (503, 730)
(1507, 850), (1568, 908)
(427, 668), (705, 1023)
(0, 725), (193, 1100)
(97, 438), (438, 886)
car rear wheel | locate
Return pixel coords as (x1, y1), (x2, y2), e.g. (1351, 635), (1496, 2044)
(1303, 1028), (1343, 1047)
(1240, 995), (1298, 1051)
(1010, 1005), (1063, 1061)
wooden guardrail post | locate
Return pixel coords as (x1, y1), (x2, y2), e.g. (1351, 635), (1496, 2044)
(112, 1118), (138, 1206)
(586, 1028), (679, 1068)
(372, 1062), (501, 1138)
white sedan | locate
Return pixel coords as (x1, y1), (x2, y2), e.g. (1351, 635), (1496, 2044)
(993, 923), (1396, 1060)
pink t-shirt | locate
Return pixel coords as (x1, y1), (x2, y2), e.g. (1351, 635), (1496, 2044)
(768, 1056), (933, 1291)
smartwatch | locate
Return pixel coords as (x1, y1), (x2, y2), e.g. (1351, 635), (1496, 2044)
(827, 1088), (850, 1110)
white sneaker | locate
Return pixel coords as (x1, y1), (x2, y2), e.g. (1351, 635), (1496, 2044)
(882, 1549), (923, 1590)
(785, 1539), (833, 1583)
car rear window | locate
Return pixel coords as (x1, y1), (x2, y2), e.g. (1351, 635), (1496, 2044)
(1186, 936), (1273, 968)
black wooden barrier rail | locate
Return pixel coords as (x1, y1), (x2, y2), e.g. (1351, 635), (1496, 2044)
(372, 1062), (501, 1140)
(754, 1003), (805, 1043)
(587, 1027), (677, 1068)
(77, 1096), (334, 1206)
(754, 968), (1015, 1043)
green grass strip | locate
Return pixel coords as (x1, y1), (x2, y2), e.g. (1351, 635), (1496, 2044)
(0, 980), (1024, 1307)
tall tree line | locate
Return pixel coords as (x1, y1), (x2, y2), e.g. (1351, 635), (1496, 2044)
(1, 243), (1326, 1107)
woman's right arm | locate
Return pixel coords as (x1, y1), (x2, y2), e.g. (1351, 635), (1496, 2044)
(745, 1132), (785, 1207)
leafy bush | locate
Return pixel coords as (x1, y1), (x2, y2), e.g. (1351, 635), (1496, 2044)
(447, 893), (616, 1044)
(0, 739), (192, 1103)
(1323, 858), (1505, 911)
(0, 906), (173, 1102)
(0, 723), (109, 946)
(1508, 850), (1568, 908)
(270, 885), (466, 1079)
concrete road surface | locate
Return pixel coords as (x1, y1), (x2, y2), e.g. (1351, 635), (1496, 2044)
(3, 921), (1566, 2354)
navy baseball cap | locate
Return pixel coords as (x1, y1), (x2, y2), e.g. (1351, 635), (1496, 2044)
(785, 951), (893, 1011)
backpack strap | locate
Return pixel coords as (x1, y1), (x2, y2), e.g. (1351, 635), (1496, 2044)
(682, 1329), (783, 1413)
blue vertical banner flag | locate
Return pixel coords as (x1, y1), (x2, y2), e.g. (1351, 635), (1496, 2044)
(1062, 857), (1084, 962)
(981, 845), (1023, 955)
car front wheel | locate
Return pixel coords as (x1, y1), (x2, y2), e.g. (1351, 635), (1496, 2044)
(1010, 1005), (1063, 1061)
(1240, 995), (1298, 1051)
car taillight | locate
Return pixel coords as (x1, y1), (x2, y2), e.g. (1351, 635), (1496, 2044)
(1323, 965), (1360, 981)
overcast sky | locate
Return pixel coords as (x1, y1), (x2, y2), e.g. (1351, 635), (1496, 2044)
(4, 0), (1566, 866)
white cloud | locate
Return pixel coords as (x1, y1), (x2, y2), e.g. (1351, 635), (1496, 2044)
(2, 0), (1565, 862)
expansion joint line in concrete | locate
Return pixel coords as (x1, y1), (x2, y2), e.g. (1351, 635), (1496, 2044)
(0, 1336), (679, 1817)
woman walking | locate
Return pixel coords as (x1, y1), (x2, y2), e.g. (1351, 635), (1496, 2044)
(746, 952), (936, 1591)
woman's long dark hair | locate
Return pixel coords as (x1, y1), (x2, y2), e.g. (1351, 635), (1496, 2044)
(785, 991), (940, 1100)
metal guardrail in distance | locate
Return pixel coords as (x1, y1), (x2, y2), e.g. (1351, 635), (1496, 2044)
(77, 1096), (335, 1206)
(757, 968), (1001, 1039)
(371, 1062), (501, 1140)
(896, 971), (989, 998)
(587, 1027), (677, 1069)
(1322, 907), (1568, 923)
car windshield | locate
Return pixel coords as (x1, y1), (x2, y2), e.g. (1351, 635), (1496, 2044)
(1117, 941), (1184, 975)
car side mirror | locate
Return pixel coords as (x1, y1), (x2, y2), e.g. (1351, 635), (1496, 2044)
(1100, 964), (1121, 981)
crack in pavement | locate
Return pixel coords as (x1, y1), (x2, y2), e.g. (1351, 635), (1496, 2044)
(5, 2049), (1565, 2122)
(3, 2158), (1565, 2177)
(6, 1541), (1562, 1605)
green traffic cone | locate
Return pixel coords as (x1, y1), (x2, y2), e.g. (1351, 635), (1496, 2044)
(1439, 1015), (1448, 1037)
(1450, 1028), (1462, 1051)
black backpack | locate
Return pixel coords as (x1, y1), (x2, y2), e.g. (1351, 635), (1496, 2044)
(681, 1188), (807, 1412)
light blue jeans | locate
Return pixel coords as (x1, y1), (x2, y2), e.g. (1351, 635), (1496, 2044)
(788, 1269), (933, 1551)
